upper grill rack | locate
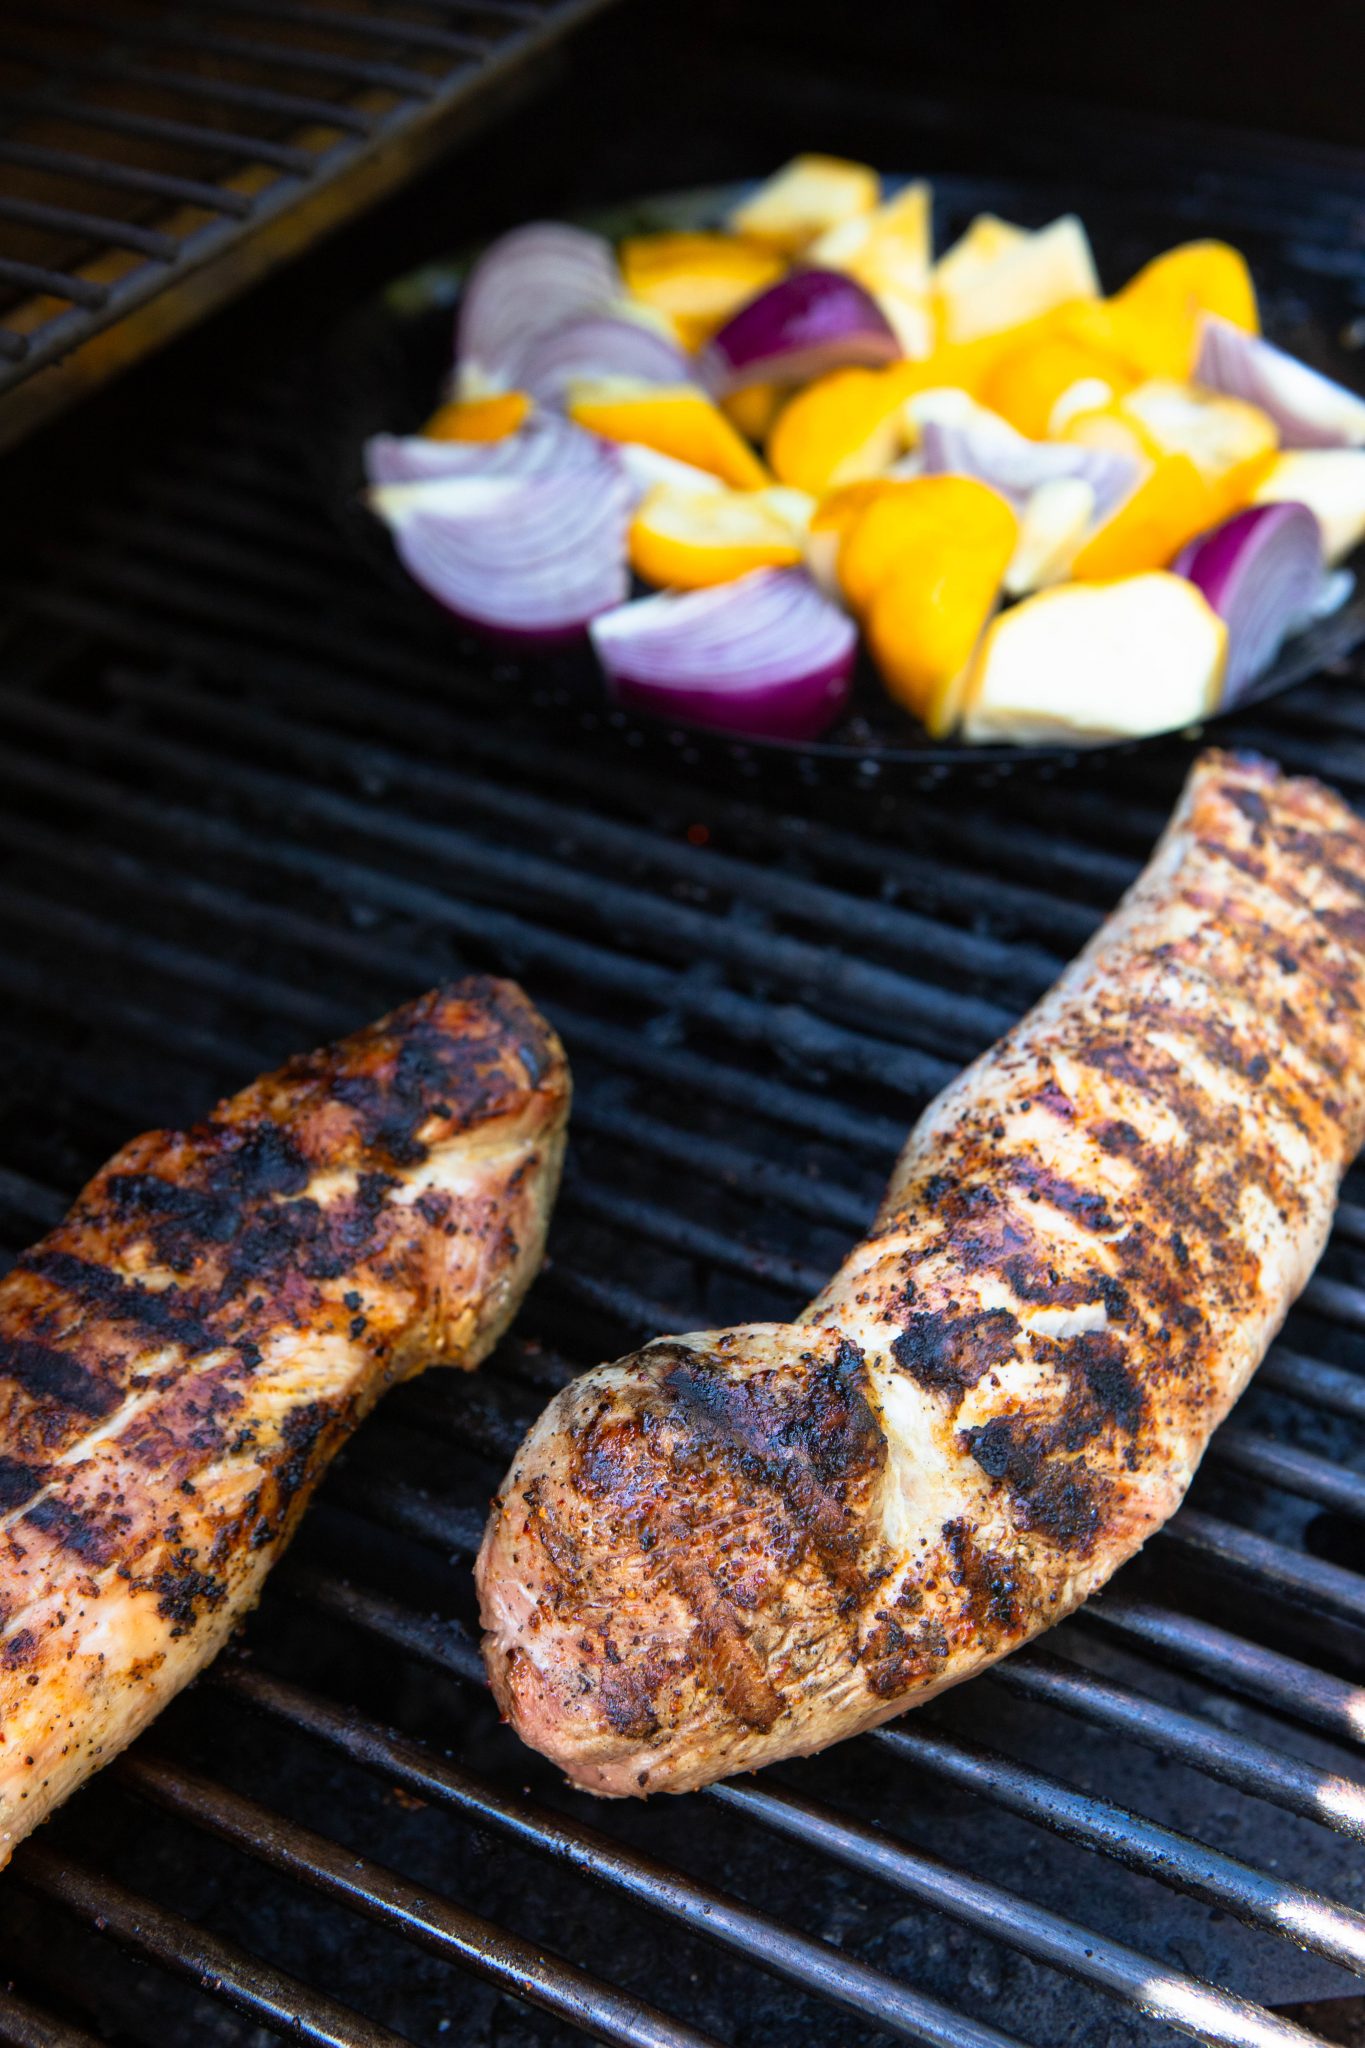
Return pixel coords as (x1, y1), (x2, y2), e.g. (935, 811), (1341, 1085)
(0, 373), (1363, 2047)
(0, 0), (611, 447)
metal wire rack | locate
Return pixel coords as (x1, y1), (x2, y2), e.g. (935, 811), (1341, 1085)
(0, 363), (1360, 2043)
(1, 51), (1365, 2041)
(0, 0), (614, 446)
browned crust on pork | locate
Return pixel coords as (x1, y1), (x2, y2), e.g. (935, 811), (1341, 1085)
(0, 977), (569, 1856)
(478, 752), (1365, 1795)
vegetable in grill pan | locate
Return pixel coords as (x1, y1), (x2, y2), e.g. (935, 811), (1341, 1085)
(365, 166), (1365, 748)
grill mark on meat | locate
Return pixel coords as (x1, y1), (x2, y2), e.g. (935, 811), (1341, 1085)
(18, 1253), (218, 1354)
(23, 1497), (121, 1569)
(0, 1458), (48, 1512)
(0, 976), (570, 1866)
(477, 755), (1365, 1800)
(892, 1309), (1019, 1396)
(0, 1340), (120, 1420)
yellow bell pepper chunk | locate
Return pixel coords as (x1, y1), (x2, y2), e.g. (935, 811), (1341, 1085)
(981, 334), (1134, 440)
(619, 233), (786, 351)
(421, 392), (532, 442)
(837, 474), (1017, 618)
(803, 479), (906, 598)
(1058, 241), (1259, 382)
(1067, 453), (1216, 579)
(833, 476), (1017, 736)
(628, 484), (806, 590)
(568, 380), (770, 490)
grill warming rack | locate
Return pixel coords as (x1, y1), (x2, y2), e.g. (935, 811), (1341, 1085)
(0, 0), (614, 450)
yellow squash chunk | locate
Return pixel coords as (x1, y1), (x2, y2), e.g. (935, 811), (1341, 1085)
(421, 391), (532, 442)
(810, 181), (933, 296)
(721, 382), (786, 444)
(981, 334), (1133, 440)
(934, 215), (1028, 296)
(1059, 400), (1158, 463)
(1121, 379), (1276, 486)
(628, 484), (806, 590)
(767, 366), (908, 492)
(804, 479), (905, 599)
(1253, 450), (1365, 564)
(619, 233), (786, 351)
(960, 573), (1226, 745)
(568, 380), (770, 490)
(729, 154), (880, 255)
(1067, 453), (1216, 579)
(1005, 477), (1098, 595)
(935, 216), (1100, 347)
(838, 473), (1017, 617)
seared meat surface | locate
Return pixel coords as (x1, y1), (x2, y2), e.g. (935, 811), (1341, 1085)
(0, 977), (568, 1860)
(479, 751), (1365, 1796)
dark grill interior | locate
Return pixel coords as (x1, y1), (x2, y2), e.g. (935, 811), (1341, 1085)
(1, 14), (1365, 2045)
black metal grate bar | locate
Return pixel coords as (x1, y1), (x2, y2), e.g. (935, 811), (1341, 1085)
(0, 1990), (103, 2048)
(711, 1782), (1324, 2048)
(222, 1665), (1026, 2048)
(118, 1754), (727, 2048)
(194, 0), (493, 58)
(0, 138), (257, 217)
(258, 1562), (1335, 2048)
(15, 1846), (413, 2048)
(0, 197), (178, 262)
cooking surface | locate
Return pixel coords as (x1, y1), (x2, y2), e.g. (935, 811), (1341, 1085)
(0, 18), (1364, 2045)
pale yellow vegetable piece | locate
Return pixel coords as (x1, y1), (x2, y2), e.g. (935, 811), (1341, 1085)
(936, 216), (1100, 347)
(875, 287), (936, 360)
(960, 573), (1227, 746)
(1252, 450), (1365, 565)
(933, 215), (1028, 296)
(628, 484), (806, 590)
(1118, 379), (1277, 510)
(810, 181), (933, 294)
(1004, 477), (1098, 595)
(729, 155), (880, 255)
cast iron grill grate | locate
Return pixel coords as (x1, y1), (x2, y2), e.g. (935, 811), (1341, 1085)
(0, 0), (614, 446)
(2, 121), (1365, 2048)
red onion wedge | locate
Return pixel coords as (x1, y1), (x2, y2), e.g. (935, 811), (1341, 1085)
(590, 568), (858, 740)
(700, 269), (901, 396)
(917, 408), (1139, 523)
(363, 410), (603, 487)
(370, 453), (631, 645)
(515, 315), (690, 411)
(1195, 314), (1365, 449)
(1174, 500), (1324, 704)
(456, 222), (621, 389)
